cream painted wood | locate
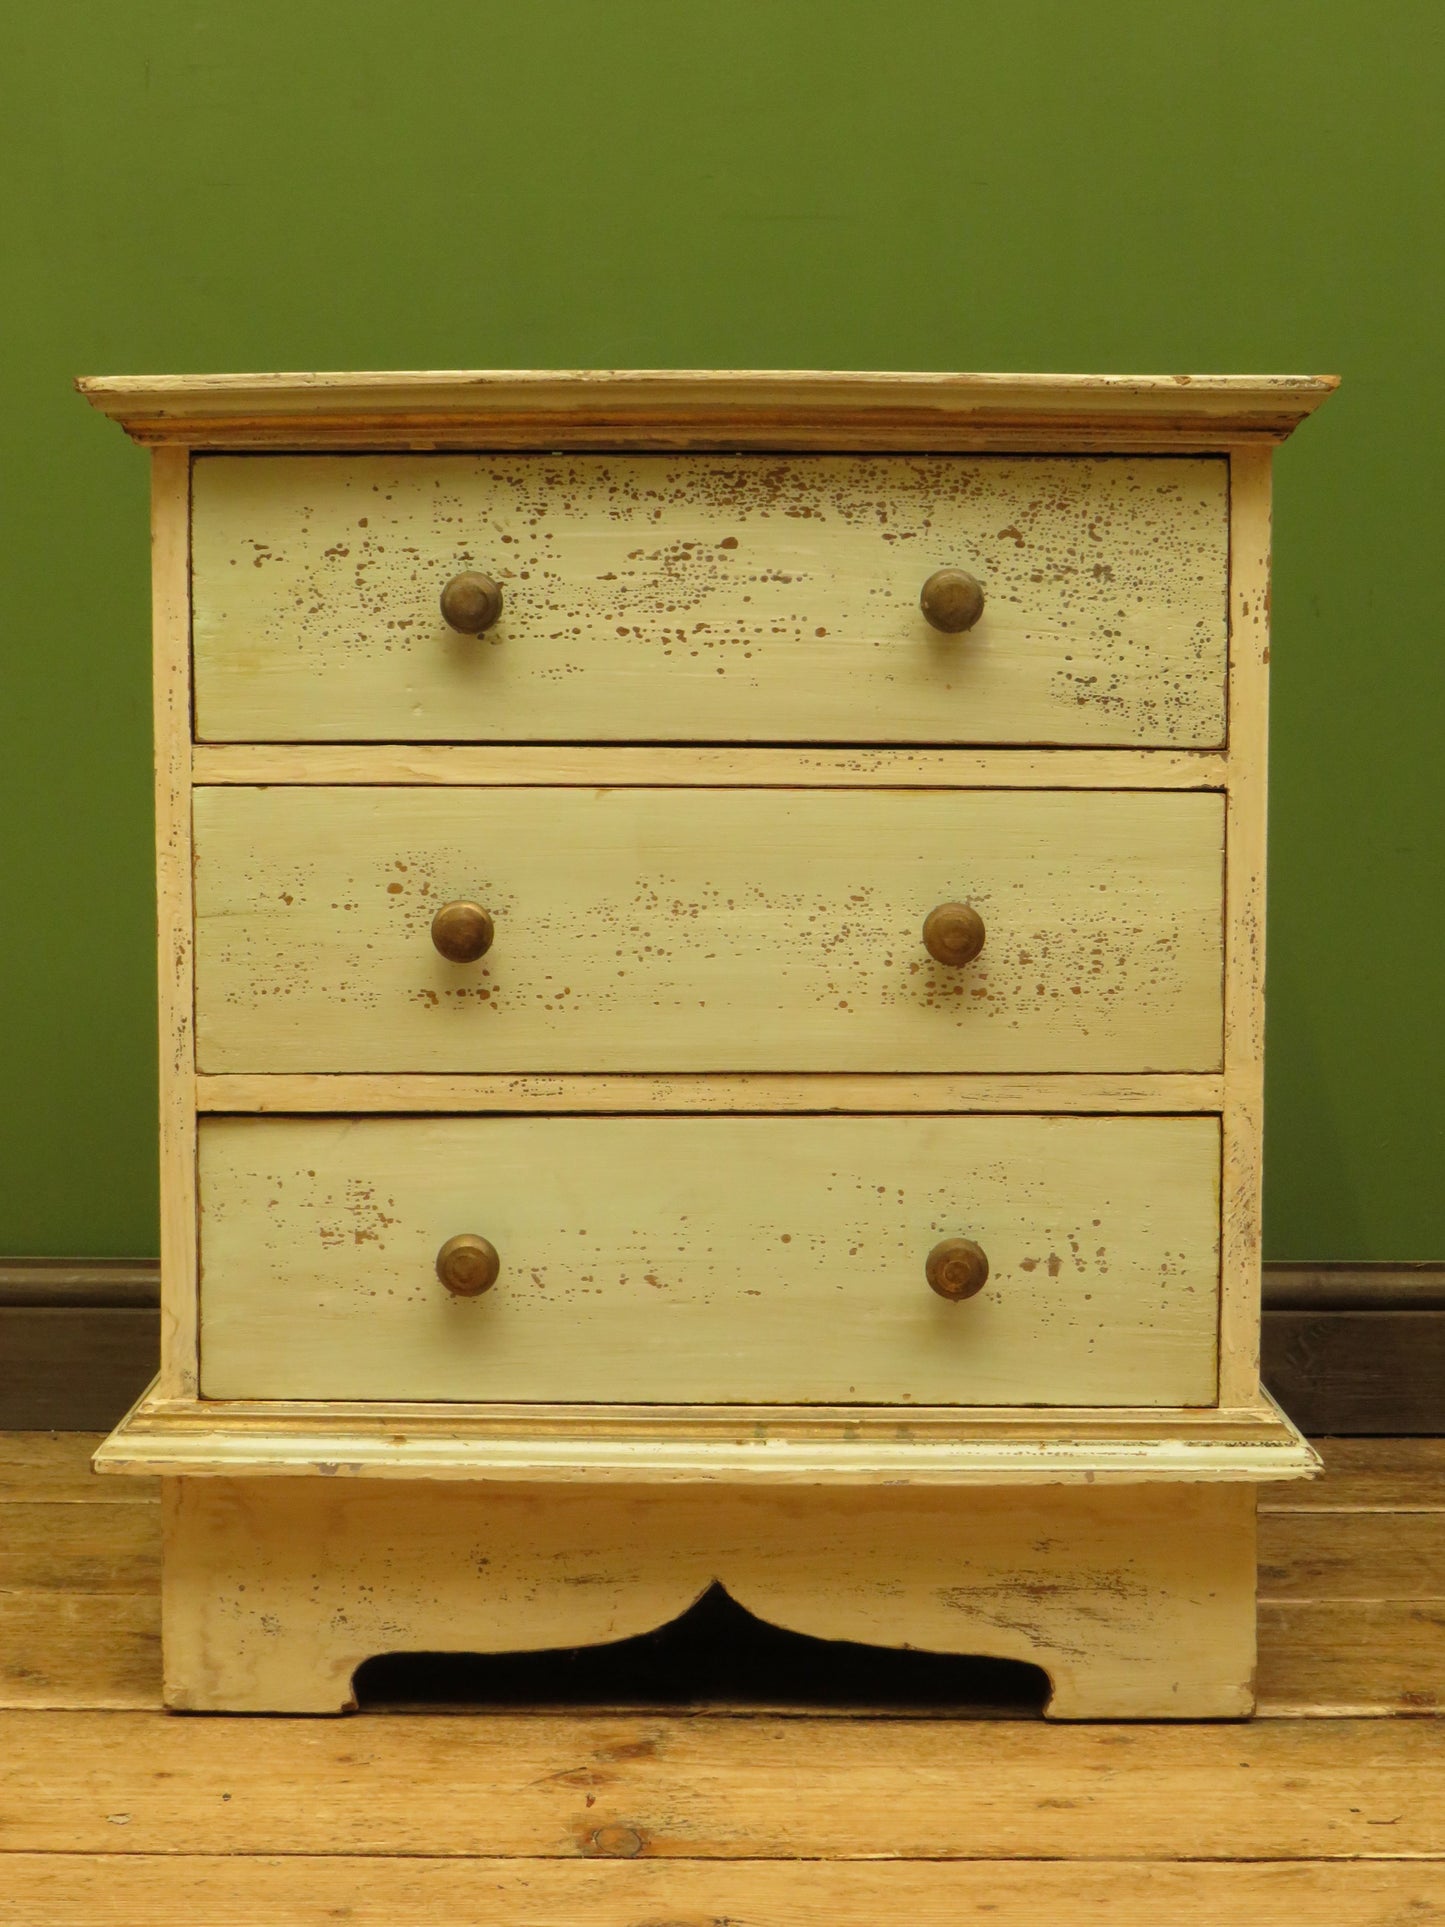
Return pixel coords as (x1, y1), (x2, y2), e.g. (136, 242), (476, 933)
(190, 454), (1228, 746)
(196, 1114), (1221, 1405)
(194, 1070), (1226, 1113)
(97, 1384), (1319, 1483)
(77, 366), (1340, 450)
(159, 1476), (1258, 1716)
(192, 742), (1231, 788)
(81, 370), (1336, 1718)
(149, 449), (198, 1399)
(1218, 448), (1272, 1406)
(192, 786), (1226, 1075)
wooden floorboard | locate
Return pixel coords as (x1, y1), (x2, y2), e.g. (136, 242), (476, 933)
(1256, 1603), (1445, 1717)
(3, 1854), (1444, 1927)
(0, 1501), (161, 1593)
(0, 1597), (159, 1710)
(1259, 1511), (1445, 1599)
(1259, 1436), (1445, 1510)
(0, 1431), (158, 1503)
(0, 1710), (1441, 1860)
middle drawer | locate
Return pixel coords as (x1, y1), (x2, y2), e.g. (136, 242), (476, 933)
(193, 786), (1224, 1074)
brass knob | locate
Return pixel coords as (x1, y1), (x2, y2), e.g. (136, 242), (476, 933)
(436, 1234), (500, 1297)
(431, 900), (494, 963)
(440, 571), (503, 635)
(920, 568), (985, 634)
(926, 1238), (989, 1302)
(922, 902), (985, 967)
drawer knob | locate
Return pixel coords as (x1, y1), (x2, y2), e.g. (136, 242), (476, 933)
(926, 1237), (990, 1302)
(920, 568), (985, 634)
(431, 900), (495, 963)
(436, 1233), (500, 1297)
(922, 901), (986, 967)
(440, 571), (503, 635)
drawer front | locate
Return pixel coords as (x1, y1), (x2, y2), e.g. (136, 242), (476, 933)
(198, 1114), (1221, 1405)
(191, 454), (1228, 746)
(193, 787), (1224, 1074)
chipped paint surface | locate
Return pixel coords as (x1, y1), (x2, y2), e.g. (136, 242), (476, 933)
(162, 1469), (1257, 1715)
(191, 454), (1228, 745)
(197, 1113), (1220, 1405)
(192, 786), (1223, 1074)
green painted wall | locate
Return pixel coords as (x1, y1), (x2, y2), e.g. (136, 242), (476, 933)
(1, 1), (1439, 1259)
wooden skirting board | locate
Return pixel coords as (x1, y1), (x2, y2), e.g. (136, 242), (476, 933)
(3, 1259), (1442, 1433)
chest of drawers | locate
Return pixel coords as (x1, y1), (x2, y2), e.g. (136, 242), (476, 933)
(83, 369), (1334, 1716)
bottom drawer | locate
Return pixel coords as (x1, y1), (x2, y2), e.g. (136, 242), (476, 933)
(198, 1114), (1220, 1407)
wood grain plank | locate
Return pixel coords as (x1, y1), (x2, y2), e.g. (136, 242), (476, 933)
(0, 1434), (156, 1504)
(0, 1502), (160, 1593)
(0, 1855), (1437, 1927)
(0, 1711), (1440, 1859)
(1257, 1601), (1445, 1715)
(0, 1596), (160, 1709)
(1259, 1511), (1445, 1600)
(1262, 1437), (1445, 1511)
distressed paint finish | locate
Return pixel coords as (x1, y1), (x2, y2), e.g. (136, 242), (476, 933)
(149, 450), (199, 1399)
(160, 1476), (1257, 1717)
(81, 371), (1337, 1716)
(190, 454), (1228, 746)
(94, 1399), (1316, 1483)
(78, 366), (1340, 449)
(192, 786), (1225, 1074)
(193, 1070), (1227, 1113)
(196, 1114), (1221, 1405)
(1218, 448), (1273, 1405)
(191, 743), (1231, 787)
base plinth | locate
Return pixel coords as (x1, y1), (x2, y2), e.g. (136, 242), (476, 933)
(161, 1477), (1257, 1718)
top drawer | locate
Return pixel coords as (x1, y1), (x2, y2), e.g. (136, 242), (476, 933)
(191, 454), (1228, 746)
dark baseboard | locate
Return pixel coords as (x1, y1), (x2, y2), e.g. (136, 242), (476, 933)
(0, 1261), (160, 1431)
(1259, 1263), (1445, 1436)
(2, 1258), (1442, 1435)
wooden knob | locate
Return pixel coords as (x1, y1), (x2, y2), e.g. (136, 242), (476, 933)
(926, 1238), (989, 1302)
(920, 568), (985, 633)
(431, 900), (494, 963)
(440, 571), (503, 635)
(922, 902), (985, 967)
(436, 1234), (500, 1297)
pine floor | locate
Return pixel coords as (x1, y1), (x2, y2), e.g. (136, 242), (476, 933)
(1, 1433), (1442, 1925)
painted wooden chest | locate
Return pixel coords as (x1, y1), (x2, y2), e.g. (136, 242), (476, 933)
(81, 369), (1335, 1714)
